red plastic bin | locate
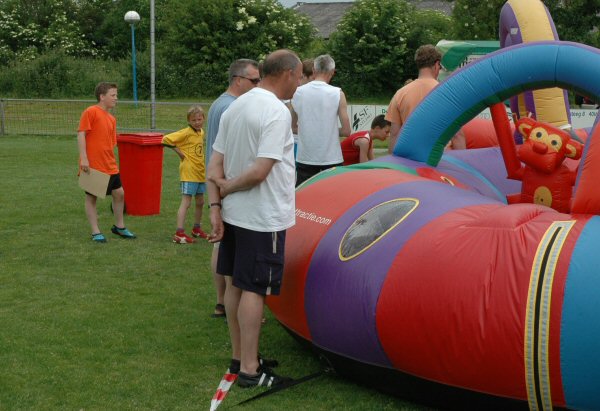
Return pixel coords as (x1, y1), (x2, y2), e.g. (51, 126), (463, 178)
(116, 133), (164, 216)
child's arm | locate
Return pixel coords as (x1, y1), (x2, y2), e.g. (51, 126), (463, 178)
(77, 131), (90, 172)
(161, 142), (185, 160)
(173, 146), (185, 160)
(161, 129), (187, 161)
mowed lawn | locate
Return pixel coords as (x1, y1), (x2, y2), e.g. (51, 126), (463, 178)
(0, 135), (431, 410)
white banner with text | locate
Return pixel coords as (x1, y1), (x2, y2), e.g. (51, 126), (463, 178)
(348, 106), (598, 132)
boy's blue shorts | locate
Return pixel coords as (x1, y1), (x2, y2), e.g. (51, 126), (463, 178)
(181, 182), (206, 195)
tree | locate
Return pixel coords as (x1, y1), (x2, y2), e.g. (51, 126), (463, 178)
(451, 0), (505, 40)
(158, 0), (317, 97)
(0, 0), (98, 64)
(545, 0), (600, 48)
(76, 0), (150, 59)
(403, 9), (454, 80)
(328, 0), (453, 97)
(327, 0), (413, 97)
(452, 0), (600, 48)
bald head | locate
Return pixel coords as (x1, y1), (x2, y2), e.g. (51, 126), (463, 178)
(259, 49), (302, 100)
(261, 49), (301, 79)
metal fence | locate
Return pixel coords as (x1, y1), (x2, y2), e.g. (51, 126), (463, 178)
(0, 98), (212, 136)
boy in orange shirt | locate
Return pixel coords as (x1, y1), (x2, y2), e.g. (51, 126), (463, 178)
(77, 82), (136, 242)
(162, 106), (207, 244)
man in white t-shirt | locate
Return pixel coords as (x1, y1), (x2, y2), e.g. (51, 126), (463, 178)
(292, 54), (351, 186)
(206, 49), (302, 388)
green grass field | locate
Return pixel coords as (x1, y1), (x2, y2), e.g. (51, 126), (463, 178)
(0, 135), (430, 410)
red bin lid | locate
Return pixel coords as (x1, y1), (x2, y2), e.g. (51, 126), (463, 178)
(117, 132), (164, 145)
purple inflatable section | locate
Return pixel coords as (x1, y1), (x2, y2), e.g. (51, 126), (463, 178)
(377, 149), (521, 202)
(304, 180), (500, 366)
(441, 148), (522, 196)
(498, 0), (570, 124)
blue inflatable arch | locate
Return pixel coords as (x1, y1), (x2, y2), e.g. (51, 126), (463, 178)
(394, 41), (600, 166)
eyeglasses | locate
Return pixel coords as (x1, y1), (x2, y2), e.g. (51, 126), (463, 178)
(234, 75), (260, 85)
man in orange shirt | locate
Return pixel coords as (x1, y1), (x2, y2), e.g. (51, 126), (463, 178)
(77, 82), (136, 242)
(386, 45), (465, 153)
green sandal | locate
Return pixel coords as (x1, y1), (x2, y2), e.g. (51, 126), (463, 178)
(91, 233), (107, 243)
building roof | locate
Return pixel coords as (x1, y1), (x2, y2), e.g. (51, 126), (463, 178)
(279, 0), (351, 7)
(292, 1), (454, 38)
(414, 0), (454, 16)
(293, 2), (354, 38)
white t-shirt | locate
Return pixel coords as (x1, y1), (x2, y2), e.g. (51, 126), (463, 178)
(292, 80), (343, 165)
(213, 87), (296, 232)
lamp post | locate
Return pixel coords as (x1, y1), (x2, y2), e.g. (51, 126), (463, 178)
(150, 0), (156, 128)
(124, 11), (140, 105)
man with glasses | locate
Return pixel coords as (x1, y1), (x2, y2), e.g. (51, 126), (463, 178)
(386, 44), (465, 153)
(206, 58), (259, 319)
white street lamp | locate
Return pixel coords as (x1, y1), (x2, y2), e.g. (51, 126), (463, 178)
(124, 11), (141, 105)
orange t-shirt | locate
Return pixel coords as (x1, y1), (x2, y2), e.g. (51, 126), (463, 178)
(78, 105), (118, 174)
(385, 78), (439, 129)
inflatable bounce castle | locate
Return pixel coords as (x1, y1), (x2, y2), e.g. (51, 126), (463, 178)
(267, 1), (600, 410)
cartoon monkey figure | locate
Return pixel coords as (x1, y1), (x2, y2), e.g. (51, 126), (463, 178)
(506, 117), (583, 213)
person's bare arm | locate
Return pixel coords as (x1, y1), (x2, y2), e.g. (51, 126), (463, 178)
(173, 147), (185, 160)
(449, 128), (466, 150)
(163, 143), (185, 160)
(338, 91), (351, 137)
(367, 145), (375, 161)
(354, 137), (371, 163)
(288, 102), (299, 135)
(77, 131), (89, 172)
(387, 122), (401, 154)
(206, 152), (225, 243)
(218, 157), (276, 198)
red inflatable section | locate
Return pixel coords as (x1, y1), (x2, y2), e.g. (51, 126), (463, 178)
(416, 167), (470, 190)
(267, 169), (424, 339)
(463, 118), (506, 149)
(462, 117), (588, 151)
(572, 125), (600, 214)
(573, 128), (589, 142)
(376, 203), (585, 403)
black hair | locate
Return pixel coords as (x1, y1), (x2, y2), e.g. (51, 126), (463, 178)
(371, 114), (391, 129)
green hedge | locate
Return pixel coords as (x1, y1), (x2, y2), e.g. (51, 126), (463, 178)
(0, 51), (129, 99)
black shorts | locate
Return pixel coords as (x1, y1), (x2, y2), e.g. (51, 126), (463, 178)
(85, 173), (122, 197)
(217, 222), (286, 296)
(296, 162), (342, 187)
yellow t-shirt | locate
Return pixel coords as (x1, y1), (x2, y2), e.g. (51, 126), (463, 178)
(162, 126), (205, 182)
